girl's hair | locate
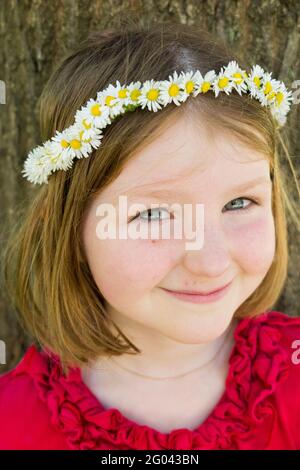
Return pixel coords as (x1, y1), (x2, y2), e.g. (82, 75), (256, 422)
(2, 16), (300, 374)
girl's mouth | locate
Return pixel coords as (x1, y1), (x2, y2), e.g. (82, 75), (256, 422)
(160, 281), (233, 304)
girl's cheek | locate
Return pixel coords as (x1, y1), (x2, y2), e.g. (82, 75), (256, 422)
(91, 236), (178, 300)
(227, 214), (276, 272)
(112, 237), (178, 283)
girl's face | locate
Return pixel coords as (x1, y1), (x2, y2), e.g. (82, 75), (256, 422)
(82, 111), (275, 344)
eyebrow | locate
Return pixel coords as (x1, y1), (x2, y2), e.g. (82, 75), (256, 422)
(126, 176), (272, 200)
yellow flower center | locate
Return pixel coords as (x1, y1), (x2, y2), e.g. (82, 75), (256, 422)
(267, 91), (276, 101)
(201, 81), (211, 93)
(264, 81), (272, 95)
(105, 95), (115, 106)
(91, 104), (101, 116)
(130, 89), (141, 101)
(61, 139), (69, 148)
(185, 80), (194, 94)
(118, 89), (128, 99)
(169, 83), (180, 97)
(275, 92), (284, 105)
(70, 139), (81, 149)
(83, 119), (91, 129)
(218, 77), (229, 89)
(146, 88), (159, 101)
(253, 76), (261, 87)
(233, 72), (243, 84)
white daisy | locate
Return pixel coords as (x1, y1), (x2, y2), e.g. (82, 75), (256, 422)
(246, 65), (266, 99)
(74, 109), (106, 140)
(105, 80), (133, 108)
(257, 73), (283, 107)
(121, 81), (143, 111)
(63, 124), (92, 160)
(223, 60), (248, 96)
(75, 98), (111, 129)
(75, 124), (103, 151)
(273, 83), (294, 114)
(53, 149), (74, 172)
(212, 67), (234, 97)
(137, 79), (163, 112)
(269, 83), (294, 126)
(193, 70), (217, 96)
(21, 142), (54, 185)
(124, 81), (142, 106)
(178, 70), (200, 102)
(52, 128), (71, 148)
(51, 129), (75, 170)
(158, 71), (186, 106)
(97, 84), (127, 119)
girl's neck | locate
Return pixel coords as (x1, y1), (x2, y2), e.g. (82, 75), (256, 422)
(82, 317), (238, 384)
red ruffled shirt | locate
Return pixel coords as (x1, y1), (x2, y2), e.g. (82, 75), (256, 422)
(0, 310), (300, 450)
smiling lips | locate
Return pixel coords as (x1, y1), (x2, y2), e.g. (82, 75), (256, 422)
(160, 280), (233, 304)
(163, 281), (233, 296)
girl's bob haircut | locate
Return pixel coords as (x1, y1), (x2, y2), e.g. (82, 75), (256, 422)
(2, 17), (300, 374)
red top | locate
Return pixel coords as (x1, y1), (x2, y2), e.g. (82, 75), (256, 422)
(0, 310), (300, 450)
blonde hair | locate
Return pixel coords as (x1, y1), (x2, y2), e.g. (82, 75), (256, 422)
(2, 17), (300, 374)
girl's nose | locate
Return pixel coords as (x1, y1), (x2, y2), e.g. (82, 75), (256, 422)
(182, 224), (231, 278)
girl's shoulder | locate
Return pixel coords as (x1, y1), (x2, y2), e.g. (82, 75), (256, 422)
(235, 309), (300, 345)
(236, 309), (300, 356)
(0, 344), (69, 450)
(233, 309), (300, 388)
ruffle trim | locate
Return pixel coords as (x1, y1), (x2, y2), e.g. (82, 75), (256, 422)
(12, 311), (300, 450)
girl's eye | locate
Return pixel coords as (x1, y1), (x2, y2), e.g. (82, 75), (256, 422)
(223, 197), (258, 213)
(130, 207), (172, 223)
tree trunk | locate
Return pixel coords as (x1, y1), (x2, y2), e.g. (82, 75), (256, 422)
(0, 0), (299, 371)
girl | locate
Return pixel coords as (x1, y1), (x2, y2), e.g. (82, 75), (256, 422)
(1, 20), (300, 450)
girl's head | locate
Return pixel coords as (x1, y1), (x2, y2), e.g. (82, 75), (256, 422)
(3, 19), (298, 372)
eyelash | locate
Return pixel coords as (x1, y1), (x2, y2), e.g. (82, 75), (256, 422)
(129, 197), (260, 222)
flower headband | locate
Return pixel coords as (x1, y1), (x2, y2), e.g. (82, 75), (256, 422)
(22, 61), (294, 185)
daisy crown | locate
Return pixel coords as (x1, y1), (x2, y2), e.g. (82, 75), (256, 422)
(22, 61), (294, 185)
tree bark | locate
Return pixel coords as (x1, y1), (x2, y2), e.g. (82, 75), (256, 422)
(0, 0), (299, 371)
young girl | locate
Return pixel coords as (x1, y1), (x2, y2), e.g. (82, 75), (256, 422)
(1, 20), (300, 451)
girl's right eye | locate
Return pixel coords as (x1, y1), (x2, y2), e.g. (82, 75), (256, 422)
(130, 207), (172, 223)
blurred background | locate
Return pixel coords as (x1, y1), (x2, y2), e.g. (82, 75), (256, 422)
(0, 0), (299, 371)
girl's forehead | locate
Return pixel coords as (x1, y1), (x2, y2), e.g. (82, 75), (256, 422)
(92, 113), (271, 204)
(99, 157), (271, 205)
(106, 150), (269, 200)
(112, 114), (269, 188)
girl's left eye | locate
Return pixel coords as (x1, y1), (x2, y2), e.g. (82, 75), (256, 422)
(223, 197), (259, 213)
